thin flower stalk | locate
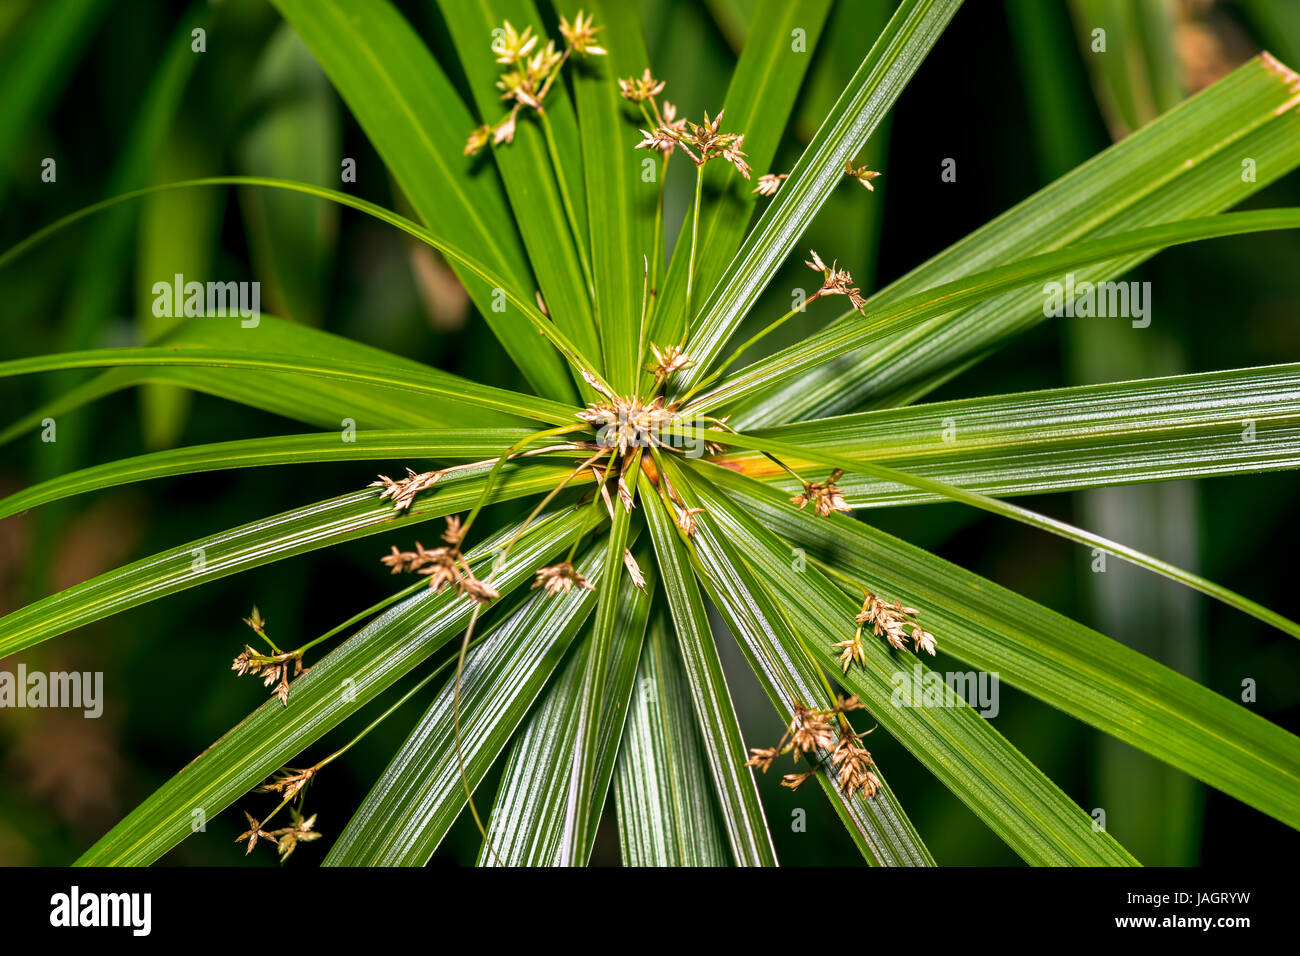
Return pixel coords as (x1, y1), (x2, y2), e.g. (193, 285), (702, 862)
(621, 75), (678, 315)
(687, 163), (704, 325)
(628, 101), (749, 332)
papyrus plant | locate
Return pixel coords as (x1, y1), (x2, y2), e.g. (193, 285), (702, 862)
(3, 0), (1300, 866)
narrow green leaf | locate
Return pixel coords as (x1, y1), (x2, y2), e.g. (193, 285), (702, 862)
(0, 345), (578, 426)
(480, 561), (650, 865)
(0, 176), (609, 386)
(437, 0), (600, 371)
(0, 314), (529, 449)
(661, 460), (935, 866)
(737, 53), (1300, 424)
(641, 477), (777, 865)
(700, 426), (1300, 642)
(0, 428), (587, 520)
(650, 0), (833, 349)
(614, 613), (730, 866)
(565, 478), (636, 860)
(555, 0), (655, 392)
(692, 209), (1300, 413)
(722, 364), (1300, 505)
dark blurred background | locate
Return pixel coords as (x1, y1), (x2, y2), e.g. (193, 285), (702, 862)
(0, 0), (1297, 865)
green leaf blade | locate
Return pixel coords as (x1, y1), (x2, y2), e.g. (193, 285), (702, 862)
(614, 613), (730, 866)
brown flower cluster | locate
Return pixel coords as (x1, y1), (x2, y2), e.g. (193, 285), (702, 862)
(753, 172), (788, 196)
(237, 807), (321, 862)
(619, 69), (686, 159)
(746, 695), (879, 799)
(257, 766), (317, 801)
(830, 726), (879, 799)
(805, 249), (866, 313)
(231, 608), (304, 706)
(618, 67), (665, 103)
(231, 645), (303, 707)
(465, 13), (606, 155)
(370, 466), (442, 512)
(790, 468), (851, 517)
(647, 342), (693, 382)
(845, 590), (937, 660)
(576, 368), (678, 457)
(638, 108), (750, 177)
(675, 506), (705, 538)
(754, 161), (878, 198)
(622, 549), (647, 591)
(379, 516), (499, 605)
(532, 561), (595, 595)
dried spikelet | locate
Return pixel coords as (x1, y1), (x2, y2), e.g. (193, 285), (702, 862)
(753, 172), (787, 196)
(533, 562), (595, 596)
(790, 468), (851, 517)
(804, 250), (866, 313)
(843, 160), (882, 191)
(370, 467), (442, 512)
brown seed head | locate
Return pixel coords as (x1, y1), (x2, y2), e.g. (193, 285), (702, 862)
(371, 467), (442, 511)
(804, 250), (866, 312)
(745, 746), (779, 773)
(532, 561), (596, 596)
(790, 468), (851, 517)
